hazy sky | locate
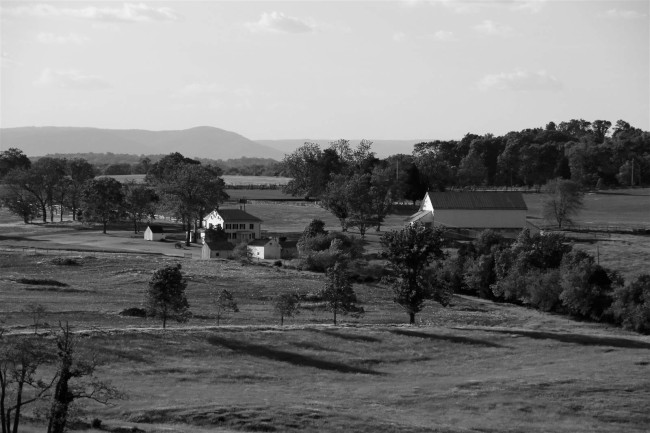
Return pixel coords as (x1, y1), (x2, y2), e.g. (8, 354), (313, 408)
(1, 0), (648, 140)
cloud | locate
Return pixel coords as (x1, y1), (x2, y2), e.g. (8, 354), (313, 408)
(34, 68), (111, 90)
(246, 11), (314, 34)
(393, 32), (407, 42)
(474, 20), (513, 36)
(478, 69), (562, 92)
(430, 30), (456, 41)
(401, 0), (546, 14)
(3, 3), (180, 23)
(605, 9), (647, 20)
(36, 32), (89, 45)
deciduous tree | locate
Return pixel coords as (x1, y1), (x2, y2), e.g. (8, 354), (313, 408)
(322, 262), (362, 325)
(146, 264), (190, 329)
(81, 177), (124, 234)
(542, 178), (584, 228)
(381, 223), (449, 324)
(274, 293), (300, 326)
(214, 289), (238, 326)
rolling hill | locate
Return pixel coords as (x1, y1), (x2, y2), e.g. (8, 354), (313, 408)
(0, 126), (286, 160)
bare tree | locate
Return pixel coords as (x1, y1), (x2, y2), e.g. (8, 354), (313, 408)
(543, 178), (584, 229)
(0, 333), (53, 433)
(46, 323), (122, 433)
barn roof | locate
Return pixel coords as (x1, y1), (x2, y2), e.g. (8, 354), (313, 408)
(215, 209), (262, 222)
(203, 241), (235, 251)
(147, 225), (164, 233)
(426, 192), (527, 210)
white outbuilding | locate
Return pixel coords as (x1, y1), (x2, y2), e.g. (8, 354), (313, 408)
(144, 225), (165, 241)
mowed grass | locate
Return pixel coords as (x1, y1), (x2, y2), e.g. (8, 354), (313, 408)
(3, 250), (650, 433)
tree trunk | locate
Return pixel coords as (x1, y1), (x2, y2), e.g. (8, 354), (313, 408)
(333, 308), (337, 325)
(133, 218), (138, 234)
(102, 221), (107, 234)
(41, 203), (47, 223)
(1, 379), (7, 433)
(11, 370), (26, 433)
(280, 315), (284, 326)
(409, 312), (415, 325)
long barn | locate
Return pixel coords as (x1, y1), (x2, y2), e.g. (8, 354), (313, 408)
(406, 191), (531, 238)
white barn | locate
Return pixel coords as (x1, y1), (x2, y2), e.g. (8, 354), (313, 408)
(144, 225), (165, 241)
(407, 191), (529, 238)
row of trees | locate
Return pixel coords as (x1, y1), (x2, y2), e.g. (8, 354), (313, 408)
(281, 120), (650, 214)
(443, 229), (650, 333)
(0, 150), (230, 243)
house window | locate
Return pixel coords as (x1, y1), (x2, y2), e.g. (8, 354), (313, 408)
(249, 224), (254, 229)
(240, 224), (245, 229)
(225, 224), (231, 229)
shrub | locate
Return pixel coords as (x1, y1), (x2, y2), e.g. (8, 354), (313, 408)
(298, 250), (338, 272)
(524, 269), (563, 312)
(609, 274), (650, 334)
(91, 418), (102, 429)
(51, 257), (80, 266)
(119, 307), (147, 317)
(232, 243), (252, 263)
(559, 251), (617, 320)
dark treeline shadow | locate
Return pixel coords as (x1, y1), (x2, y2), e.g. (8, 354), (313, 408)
(390, 329), (505, 348)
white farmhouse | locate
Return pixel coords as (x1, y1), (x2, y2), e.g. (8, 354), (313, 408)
(202, 209), (262, 244)
(406, 191), (529, 238)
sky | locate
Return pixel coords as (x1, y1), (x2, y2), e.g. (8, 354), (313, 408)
(1, 0), (648, 141)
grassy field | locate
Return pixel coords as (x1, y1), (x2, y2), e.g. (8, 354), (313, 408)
(2, 251), (650, 433)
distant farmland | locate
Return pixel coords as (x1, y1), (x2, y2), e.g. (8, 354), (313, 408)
(101, 174), (292, 186)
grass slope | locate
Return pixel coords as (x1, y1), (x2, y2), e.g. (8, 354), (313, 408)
(2, 251), (650, 433)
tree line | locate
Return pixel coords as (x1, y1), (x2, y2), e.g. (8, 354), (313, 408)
(281, 119), (650, 205)
(0, 150), (229, 244)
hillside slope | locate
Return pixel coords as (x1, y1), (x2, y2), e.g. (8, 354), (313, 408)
(1, 126), (285, 160)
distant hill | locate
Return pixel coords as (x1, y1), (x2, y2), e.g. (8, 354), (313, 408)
(0, 126), (285, 160)
(255, 139), (428, 158)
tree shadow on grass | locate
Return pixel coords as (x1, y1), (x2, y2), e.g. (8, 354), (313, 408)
(390, 329), (505, 348)
(207, 335), (383, 375)
(306, 328), (382, 343)
(484, 329), (650, 349)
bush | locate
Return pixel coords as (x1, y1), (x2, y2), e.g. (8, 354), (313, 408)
(524, 269), (563, 312)
(119, 307), (147, 317)
(298, 251), (338, 272)
(273, 260), (282, 267)
(559, 251), (617, 320)
(91, 418), (102, 429)
(232, 243), (252, 263)
(51, 257), (80, 266)
(609, 274), (650, 334)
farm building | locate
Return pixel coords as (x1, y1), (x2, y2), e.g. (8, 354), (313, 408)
(144, 225), (165, 241)
(248, 238), (282, 260)
(201, 241), (235, 260)
(406, 191), (529, 238)
(202, 208), (262, 244)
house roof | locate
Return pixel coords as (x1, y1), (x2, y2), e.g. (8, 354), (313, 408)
(426, 192), (527, 210)
(213, 209), (262, 222)
(147, 225), (164, 233)
(203, 241), (235, 251)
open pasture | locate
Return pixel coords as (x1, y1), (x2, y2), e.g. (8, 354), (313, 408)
(2, 251), (650, 433)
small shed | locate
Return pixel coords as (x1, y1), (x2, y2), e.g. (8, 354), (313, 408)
(202, 241), (235, 260)
(248, 238), (282, 260)
(144, 225), (165, 241)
